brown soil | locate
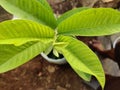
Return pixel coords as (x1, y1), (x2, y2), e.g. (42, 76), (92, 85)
(0, 55), (93, 90)
(0, 6), (13, 22)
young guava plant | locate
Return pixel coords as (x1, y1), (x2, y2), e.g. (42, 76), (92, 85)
(1, 0), (120, 89)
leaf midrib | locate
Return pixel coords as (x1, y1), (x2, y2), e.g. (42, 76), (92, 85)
(0, 37), (54, 40)
(59, 23), (120, 35)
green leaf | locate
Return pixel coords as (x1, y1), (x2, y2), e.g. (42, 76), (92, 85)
(0, 20), (54, 46)
(53, 48), (59, 57)
(0, 41), (51, 73)
(0, 0), (57, 28)
(57, 7), (89, 24)
(37, 0), (53, 12)
(58, 8), (120, 36)
(73, 69), (92, 81)
(55, 35), (105, 88)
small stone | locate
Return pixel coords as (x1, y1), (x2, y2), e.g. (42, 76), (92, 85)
(56, 86), (67, 90)
(38, 72), (42, 77)
(65, 83), (71, 88)
(47, 65), (55, 73)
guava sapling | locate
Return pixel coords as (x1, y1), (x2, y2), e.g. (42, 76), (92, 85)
(1, 0), (120, 89)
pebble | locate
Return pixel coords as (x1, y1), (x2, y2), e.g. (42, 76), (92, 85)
(56, 86), (67, 90)
(47, 65), (55, 73)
